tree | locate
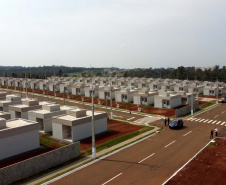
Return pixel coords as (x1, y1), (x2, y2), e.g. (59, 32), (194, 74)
(58, 69), (63, 77)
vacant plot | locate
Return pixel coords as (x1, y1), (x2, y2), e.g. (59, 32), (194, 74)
(80, 119), (150, 152)
(167, 138), (226, 185)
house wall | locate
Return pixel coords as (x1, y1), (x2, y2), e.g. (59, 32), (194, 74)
(52, 123), (63, 139)
(148, 96), (155, 105)
(170, 97), (182, 108)
(133, 96), (140, 105)
(0, 130), (39, 160)
(154, 96), (163, 108)
(71, 117), (107, 142)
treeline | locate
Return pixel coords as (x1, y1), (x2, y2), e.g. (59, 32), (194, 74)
(0, 65), (119, 78)
(124, 66), (226, 82)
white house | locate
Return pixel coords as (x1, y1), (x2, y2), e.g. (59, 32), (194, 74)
(133, 90), (158, 105)
(98, 86), (120, 100)
(9, 99), (49, 119)
(115, 88), (138, 103)
(0, 95), (22, 112)
(52, 109), (108, 142)
(71, 83), (87, 95)
(154, 92), (182, 109)
(0, 118), (39, 160)
(28, 104), (75, 133)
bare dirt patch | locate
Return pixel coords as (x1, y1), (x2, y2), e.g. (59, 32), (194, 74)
(167, 138), (226, 185)
(80, 119), (143, 151)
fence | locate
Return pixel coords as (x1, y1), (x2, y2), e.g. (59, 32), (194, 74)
(0, 142), (80, 185)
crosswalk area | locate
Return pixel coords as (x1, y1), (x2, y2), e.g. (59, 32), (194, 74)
(133, 116), (161, 126)
(187, 117), (226, 126)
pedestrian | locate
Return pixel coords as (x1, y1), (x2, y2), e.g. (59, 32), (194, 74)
(165, 118), (167, 126)
(215, 127), (218, 137)
(168, 117), (170, 125)
(210, 129), (213, 139)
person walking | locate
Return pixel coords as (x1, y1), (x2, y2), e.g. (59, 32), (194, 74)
(165, 118), (167, 126)
(215, 127), (218, 137)
(210, 129), (213, 139)
(167, 117), (170, 125)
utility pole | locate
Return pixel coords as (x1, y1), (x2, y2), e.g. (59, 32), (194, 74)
(25, 72), (28, 98)
(110, 78), (113, 118)
(216, 79), (219, 104)
(191, 93), (194, 115)
(91, 86), (96, 159)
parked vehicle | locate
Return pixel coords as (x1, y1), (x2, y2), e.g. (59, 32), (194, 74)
(169, 119), (184, 129)
(219, 99), (226, 103)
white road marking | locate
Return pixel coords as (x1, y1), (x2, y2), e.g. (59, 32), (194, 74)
(164, 140), (176, 148)
(113, 115), (123, 118)
(203, 119), (209, 123)
(195, 118), (201, 121)
(221, 122), (225, 126)
(138, 153), (155, 163)
(127, 117), (135, 121)
(192, 118), (197, 121)
(207, 120), (213, 123)
(216, 121), (221, 125)
(222, 111), (225, 114)
(102, 173), (122, 185)
(183, 131), (192, 136)
(212, 120), (217, 124)
(199, 119), (205, 122)
(214, 115), (219, 118)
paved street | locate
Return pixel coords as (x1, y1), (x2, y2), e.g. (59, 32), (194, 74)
(46, 104), (226, 185)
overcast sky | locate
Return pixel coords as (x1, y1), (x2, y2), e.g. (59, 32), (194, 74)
(0, 0), (225, 69)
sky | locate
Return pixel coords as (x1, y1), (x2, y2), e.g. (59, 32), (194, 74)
(0, 0), (226, 69)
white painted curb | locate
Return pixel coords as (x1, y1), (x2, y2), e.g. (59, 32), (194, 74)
(162, 139), (214, 185)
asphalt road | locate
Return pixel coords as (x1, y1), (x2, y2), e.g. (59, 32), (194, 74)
(47, 104), (226, 185)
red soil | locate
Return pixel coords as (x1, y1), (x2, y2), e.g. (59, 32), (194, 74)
(80, 119), (142, 151)
(167, 138), (226, 185)
(199, 95), (217, 98)
(198, 101), (208, 105)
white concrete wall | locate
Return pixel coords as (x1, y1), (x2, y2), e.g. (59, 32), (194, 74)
(148, 96), (155, 105)
(52, 123), (63, 139)
(9, 110), (16, 119)
(99, 91), (105, 99)
(170, 97), (182, 108)
(71, 118), (107, 142)
(44, 119), (53, 132)
(133, 96), (140, 105)
(0, 130), (40, 160)
(115, 92), (121, 102)
(21, 112), (28, 120)
(154, 96), (163, 108)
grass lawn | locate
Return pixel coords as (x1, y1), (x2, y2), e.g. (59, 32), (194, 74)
(199, 102), (215, 109)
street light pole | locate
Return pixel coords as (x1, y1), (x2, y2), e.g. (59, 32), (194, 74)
(110, 78), (113, 118)
(91, 86), (96, 159)
(191, 92), (194, 115)
(216, 79), (219, 104)
(25, 72), (28, 98)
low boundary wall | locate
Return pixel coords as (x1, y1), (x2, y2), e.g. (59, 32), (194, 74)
(176, 102), (199, 117)
(0, 142), (80, 185)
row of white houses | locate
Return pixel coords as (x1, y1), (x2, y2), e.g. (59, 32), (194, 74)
(0, 77), (225, 109)
(0, 92), (107, 160)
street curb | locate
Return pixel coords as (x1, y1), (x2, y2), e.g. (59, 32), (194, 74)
(162, 139), (214, 185)
(42, 128), (163, 185)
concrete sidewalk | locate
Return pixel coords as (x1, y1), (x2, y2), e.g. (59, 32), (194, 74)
(24, 126), (160, 185)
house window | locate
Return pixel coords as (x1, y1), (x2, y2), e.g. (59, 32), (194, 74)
(105, 92), (110, 98)
(121, 82), (125, 86)
(179, 87), (183, 91)
(142, 84), (146, 88)
(154, 85), (157, 89)
(131, 83), (135, 86)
